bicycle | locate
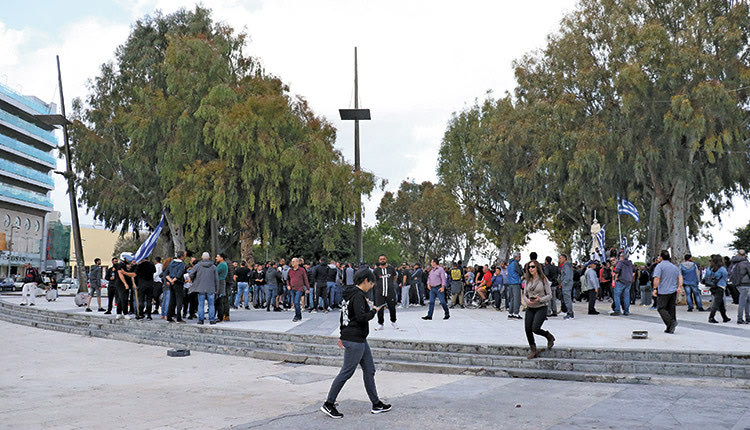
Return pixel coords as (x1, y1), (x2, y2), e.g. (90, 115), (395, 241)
(463, 289), (495, 309)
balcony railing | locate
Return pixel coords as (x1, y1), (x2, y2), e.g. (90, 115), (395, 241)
(0, 185), (53, 208)
(0, 134), (56, 165)
(0, 158), (54, 187)
(0, 110), (57, 144)
(0, 82), (53, 115)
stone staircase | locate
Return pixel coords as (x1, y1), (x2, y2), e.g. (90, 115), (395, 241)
(1, 299), (748, 388)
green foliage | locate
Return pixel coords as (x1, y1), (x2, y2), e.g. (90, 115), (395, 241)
(438, 97), (543, 260)
(363, 224), (404, 265)
(376, 180), (481, 264)
(730, 222), (750, 252)
(70, 6), (374, 262)
(441, 0), (750, 260)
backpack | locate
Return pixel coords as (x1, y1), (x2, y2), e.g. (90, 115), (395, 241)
(450, 268), (462, 281)
(702, 269), (720, 288)
(728, 262), (746, 287)
(581, 270), (591, 292)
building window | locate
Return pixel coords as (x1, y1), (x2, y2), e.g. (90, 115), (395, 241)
(24, 218), (31, 231)
(3, 214), (9, 227)
(34, 220), (40, 232)
(13, 216), (21, 228)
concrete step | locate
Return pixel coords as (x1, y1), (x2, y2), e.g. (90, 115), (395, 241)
(2, 300), (748, 387)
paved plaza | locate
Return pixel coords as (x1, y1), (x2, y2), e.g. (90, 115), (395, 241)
(2, 292), (748, 354)
(0, 318), (749, 429)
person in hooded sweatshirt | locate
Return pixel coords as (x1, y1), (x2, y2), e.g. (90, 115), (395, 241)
(320, 268), (392, 419)
(611, 253), (634, 316)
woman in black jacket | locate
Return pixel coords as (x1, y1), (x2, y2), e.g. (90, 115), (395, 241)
(321, 268), (392, 419)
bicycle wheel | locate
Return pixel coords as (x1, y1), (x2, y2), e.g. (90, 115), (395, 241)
(464, 291), (479, 309)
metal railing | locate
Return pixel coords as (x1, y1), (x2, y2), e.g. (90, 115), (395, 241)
(0, 158), (54, 187)
(0, 185), (53, 208)
(0, 110), (57, 144)
(0, 82), (53, 115)
(0, 134), (56, 165)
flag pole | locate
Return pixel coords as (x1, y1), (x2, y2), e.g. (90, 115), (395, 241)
(617, 195), (623, 253)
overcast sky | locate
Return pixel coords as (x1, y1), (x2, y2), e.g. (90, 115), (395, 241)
(2, 0), (747, 262)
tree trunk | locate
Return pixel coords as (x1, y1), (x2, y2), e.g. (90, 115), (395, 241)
(461, 244), (472, 266)
(240, 217), (256, 265)
(661, 178), (690, 262)
(164, 209), (186, 255)
(646, 192), (661, 262)
(497, 239), (510, 263)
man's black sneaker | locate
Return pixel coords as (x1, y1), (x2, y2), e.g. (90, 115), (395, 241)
(104, 311), (111, 315)
(667, 320), (678, 334)
(686, 308), (693, 312)
(85, 308), (92, 312)
(421, 316), (432, 320)
(371, 401), (392, 414)
(98, 308), (105, 312)
(197, 320), (204, 325)
(443, 315), (450, 320)
(320, 402), (343, 419)
(609, 311), (621, 316)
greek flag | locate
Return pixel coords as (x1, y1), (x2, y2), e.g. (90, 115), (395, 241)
(133, 211), (165, 263)
(596, 225), (606, 261)
(618, 197), (640, 222)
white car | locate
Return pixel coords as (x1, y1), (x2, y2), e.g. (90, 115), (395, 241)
(58, 278), (79, 292)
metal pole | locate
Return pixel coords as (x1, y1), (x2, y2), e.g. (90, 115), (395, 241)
(617, 197), (623, 253)
(353, 47), (363, 264)
(57, 55), (87, 293)
(7, 225), (15, 277)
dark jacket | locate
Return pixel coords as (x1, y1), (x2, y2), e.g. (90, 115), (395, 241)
(730, 255), (750, 286)
(326, 264), (338, 283)
(265, 266), (282, 287)
(313, 263), (329, 286)
(340, 285), (377, 343)
(373, 264), (398, 300)
(615, 259), (634, 284)
(89, 264), (102, 287)
(189, 260), (219, 294)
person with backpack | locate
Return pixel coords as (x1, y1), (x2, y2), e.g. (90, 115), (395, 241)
(680, 254), (705, 312)
(410, 264), (425, 306)
(320, 268), (391, 419)
(448, 262), (464, 308)
(582, 260), (600, 315)
(729, 250), (750, 324)
(704, 254), (731, 323)
(20, 262), (40, 306)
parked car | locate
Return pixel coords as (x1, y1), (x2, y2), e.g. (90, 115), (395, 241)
(58, 278), (79, 291)
(13, 280), (24, 291)
(0, 278), (14, 292)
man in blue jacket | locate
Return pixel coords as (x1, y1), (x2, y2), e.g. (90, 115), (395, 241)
(506, 252), (524, 319)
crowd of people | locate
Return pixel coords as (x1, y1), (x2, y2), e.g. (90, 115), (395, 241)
(15, 247), (750, 349)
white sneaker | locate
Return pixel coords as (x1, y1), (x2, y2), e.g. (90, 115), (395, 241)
(375, 324), (384, 331)
(116, 314), (123, 319)
(391, 322), (399, 330)
(123, 315), (131, 320)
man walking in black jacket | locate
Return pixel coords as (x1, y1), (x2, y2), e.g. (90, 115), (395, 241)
(320, 268), (392, 419)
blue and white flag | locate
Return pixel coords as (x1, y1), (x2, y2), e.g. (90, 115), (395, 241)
(133, 211), (165, 263)
(596, 225), (606, 261)
(618, 197), (640, 222)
